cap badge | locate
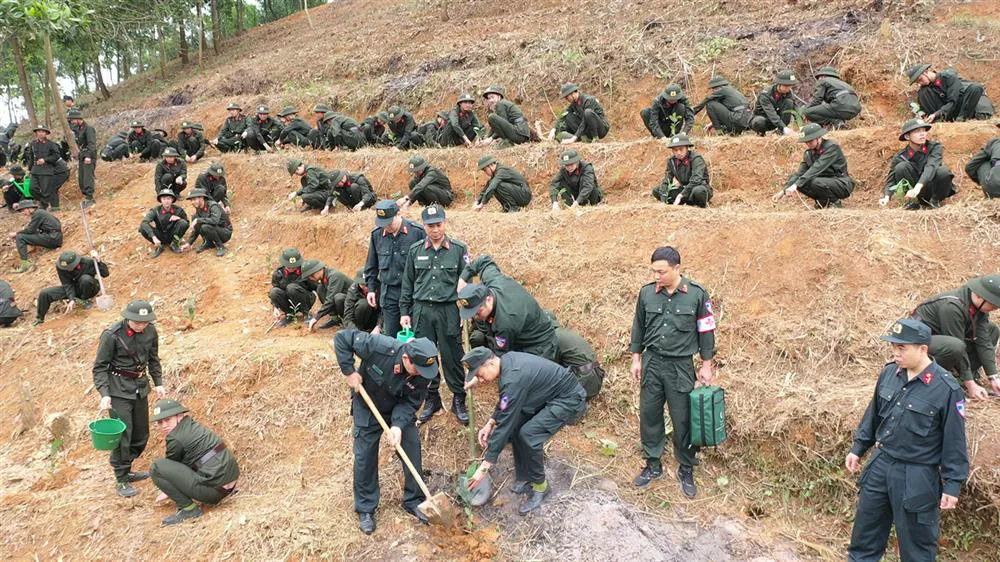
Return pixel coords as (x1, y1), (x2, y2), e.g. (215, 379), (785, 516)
(61, 261), (68, 266)
(892, 322), (903, 334)
(288, 257), (297, 264)
(789, 74), (795, 80)
(425, 358), (434, 366)
(428, 207), (437, 215)
(139, 308), (149, 316)
(458, 299), (469, 308)
(377, 209), (386, 217)
(153, 407), (161, 415)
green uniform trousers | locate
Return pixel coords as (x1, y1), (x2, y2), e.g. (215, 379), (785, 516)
(563, 110), (609, 141)
(352, 395), (424, 513)
(268, 283), (315, 315)
(412, 301), (465, 398)
(802, 94), (861, 125)
(37, 277), (99, 320)
(510, 393), (585, 484)
(890, 161), (955, 204)
(799, 176), (854, 207)
(150, 458), (231, 508)
(970, 162), (1000, 198)
(929, 322), (999, 382)
(110, 394), (150, 481)
(78, 158), (96, 199)
(705, 102), (750, 134)
(652, 185), (712, 208)
(639, 353), (699, 468)
(328, 129), (365, 151)
(349, 298), (380, 332)
(15, 231), (62, 260)
(486, 114), (530, 144)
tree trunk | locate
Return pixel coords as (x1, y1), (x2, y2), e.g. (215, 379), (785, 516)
(303, 0), (314, 28)
(121, 42), (131, 79)
(42, 74), (52, 129)
(94, 57), (111, 100)
(236, 0), (245, 35)
(44, 32), (77, 154)
(211, 0), (221, 55)
(156, 24), (167, 79)
(5, 78), (15, 124)
(10, 36), (38, 126)
(178, 16), (189, 66)
(196, 1), (205, 70)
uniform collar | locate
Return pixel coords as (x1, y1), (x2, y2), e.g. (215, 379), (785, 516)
(654, 278), (687, 294)
(424, 237), (451, 250)
(894, 363), (937, 385)
(383, 223), (408, 237)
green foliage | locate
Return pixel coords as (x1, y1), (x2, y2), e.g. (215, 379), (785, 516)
(696, 36), (738, 63)
(782, 108), (805, 128)
(599, 439), (618, 457)
(560, 49), (584, 64)
(48, 438), (63, 470)
(909, 102), (925, 118)
(185, 295), (197, 322)
(890, 179), (912, 202)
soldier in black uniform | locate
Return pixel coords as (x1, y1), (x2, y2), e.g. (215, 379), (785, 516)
(693, 76), (752, 135)
(0, 279), (24, 326)
(93, 299), (165, 497)
(880, 119), (956, 210)
(8, 199), (62, 273)
(67, 109), (97, 208)
(301, 259), (353, 331)
(651, 134), (712, 208)
(100, 131), (130, 161)
(154, 148), (187, 197)
(553, 83), (610, 143)
(750, 70), (801, 136)
(399, 154), (455, 209)
(3, 165), (31, 211)
(276, 106), (313, 148)
(364, 200), (426, 338)
(384, 106), (424, 150)
(213, 102), (251, 153)
(440, 93), (483, 147)
(269, 248), (313, 326)
(330, 170), (377, 212)
(127, 121), (164, 162)
(26, 125), (69, 209)
(549, 149), (604, 210)
(640, 83), (695, 138)
(846, 318), (969, 562)
(286, 159), (332, 213)
(333, 330), (440, 534)
(180, 188), (232, 257)
(175, 121), (206, 163)
(195, 162), (230, 211)
(34, 250), (109, 325)
(140, 189), (189, 257)
(344, 268), (380, 333)
(245, 105), (282, 152)
(802, 66), (861, 128)
(774, 123), (854, 208)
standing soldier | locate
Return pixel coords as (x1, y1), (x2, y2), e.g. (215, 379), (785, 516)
(474, 155), (532, 212)
(651, 134), (712, 208)
(750, 70), (801, 136)
(965, 121), (1000, 199)
(773, 123), (855, 208)
(906, 63), (993, 123)
(286, 159), (333, 213)
(846, 319), (968, 561)
(276, 106), (313, 148)
(0, 279), (24, 326)
(323, 111), (366, 151)
(385, 106), (424, 150)
(640, 83), (695, 139)
(127, 121), (164, 162)
(34, 250), (109, 325)
(195, 162), (230, 212)
(245, 105), (282, 152)
(549, 149), (603, 210)
(693, 76), (752, 136)
(552, 83), (610, 144)
(361, 112), (390, 146)
(213, 102), (251, 153)
(880, 119), (956, 210)
(333, 329), (440, 534)
(180, 189), (232, 257)
(441, 93), (483, 148)
(802, 66), (861, 128)
(93, 299), (165, 497)
(344, 268), (380, 332)
(364, 200), (426, 339)
(67, 109), (97, 208)
(481, 85), (531, 147)
(463, 347), (586, 514)
(630, 246), (716, 497)
(2, 165), (31, 211)
(7, 199), (62, 273)
(154, 148), (187, 197)
(400, 205), (470, 425)
(330, 169), (377, 212)
(139, 189), (189, 258)
(27, 124), (70, 210)
(149, 399), (240, 525)
(175, 122), (206, 163)
(301, 259), (354, 331)
(268, 248), (313, 327)
(399, 154), (455, 209)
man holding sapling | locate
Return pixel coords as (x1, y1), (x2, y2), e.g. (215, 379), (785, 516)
(880, 119), (956, 210)
(749, 70), (801, 136)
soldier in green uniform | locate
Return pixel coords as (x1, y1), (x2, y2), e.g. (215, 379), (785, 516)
(150, 399), (240, 525)
(651, 134), (712, 208)
(180, 188), (232, 257)
(334, 330), (441, 534)
(693, 75), (752, 135)
(440, 93), (483, 147)
(912, 275), (1000, 400)
(481, 85), (532, 147)
(8, 199), (62, 273)
(773, 123), (855, 208)
(415, 111), (448, 148)
(965, 121), (1000, 198)
(846, 319), (968, 562)
(384, 106), (424, 150)
(67, 109), (97, 208)
(126, 121), (164, 162)
(301, 259), (354, 331)
(100, 131), (130, 161)
(750, 71), (801, 136)
(361, 112), (390, 146)
(802, 66), (861, 128)
(552, 83), (610, 143)
(213, 102), (251, 152)
(245, 105), (282, 152)
(879, 119), (956, 210)
(399, 154), (455, 209)
(474, 155), (532, 212)
(323, 111), (366, 151)
(276, 106), (313, 148)
(93, 299), (165, 497)
(906, 63), (994, 122)
(458, 255), (558, 360)
(175, 121), (206, 163)
(330, 169), (377, 212)
(344, 268), (380, 332)
(286, 159), (333, 213)
(364, 200), (426, 338)
(640, 83), (695, 138)
(154, 148), (188, 197)
(195, 162), (230, 212)
(0, 279), (24, 326)
(549, 149), (603, 210)
(27, 125), (70, 209)
(140, 189), (189, 257)
(552, 320), (604, 401)
(269, 248), (311, 326)
(630, 246), (716, 497)
(2, 165), (31, 211)
(463, 346), (586, 514)
(400, 204), (471, 425)
(308, 103), (331, 149)
(34, 250), (109, 325)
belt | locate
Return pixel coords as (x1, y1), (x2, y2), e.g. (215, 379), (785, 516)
(575, 361), (599, 374)
(834, 90), (858, 99)
(110, 366), (143, 379)
(731, 105), (747, 111)
(193, 442), (227, 471)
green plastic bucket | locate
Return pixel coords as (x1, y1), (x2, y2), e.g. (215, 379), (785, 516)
(396, 328), (415, 343)
(88, 418), (127, 451)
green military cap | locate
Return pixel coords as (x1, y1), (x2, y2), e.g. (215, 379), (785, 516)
(9, 165), (25, 177)
(226, 102), (242, 111)
(421, 204), (445, 225)
(299, 259), (325, 278)
(462, 346), (496, 383)
(482, 85), (505, 99)
(880, 318), (931, 345)
(798, 123), (827, 142)
(192, 123), (204, 131)
(457, 92), (476, 104)
(185, 188), (210, 200)
(376, 111), (389, 122)
(559, 149), (581, 166)
(313, 103), (330, 114)
(151, 399), (189, 422)
(153, 128), (168, 137)
(180, 121), (193, 128)
(16, 199), (39, 210)
(663, 83), (684, 101)
(329, 169), (347, 187)
(408, 154), (428, 173)
(287, 158), (303, 175)
(898, 118), (931, 141)
(387, 106), (403, 119)
(66, 109), (83, 119)
(279, 248), (303, 268)
(162, 147), (180, 158)
(33, 124), (51, 133)
(156, 188), (177, 201)
(404, 337), (441, 380)
(968, 274), (1000, 307)
(374, 199), (398, 227)
(322, 111), (338, 123)
(560, 83), (580, 98)
(207, 162), (225, 177)
(905, 63), (932, 85)
(814, 66), (840, 79)
(130, 120), (143, 128)
(667, 134), (694, 148)
(457, 283), (489, 321)
(708, 76), (729, 88)
(477, 155), (497, 170)
(56, 251), (82, 271)
(277, 106), (297, 117)
(122, 299), (157, 322)
(775, 70), (799, 86)
(256, 105), (270, 114)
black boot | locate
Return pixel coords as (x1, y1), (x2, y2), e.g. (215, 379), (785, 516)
(358, 512), (375, 534)
(417, 393), (442, 424)
(677, 465), (697, 498)
(451, 394), (469, 426)
(518, 486), (551, 515)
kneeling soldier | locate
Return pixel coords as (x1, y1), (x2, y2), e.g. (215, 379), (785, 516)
(35, 250), (109, 325)
(640, 83), (695, 138)
(693, 75), (752, 136)
(301, 259), (353, 331)
(474, 156), (532, 212)
(150, 399), (240, 525)
(141, 189), (190, 258)
(8, 199), (62, 273)
(481, 85), (531, 147)
(774, 123), (854, 208)
(0, 279), (24, 327)
(330, 170), (377, 212)
(180, 189), (232, 257)
(552, 83), (610, 143)
(286, 159), (333, 213)
(880, 119), (956, 209)
(750, 70), (801, 136)
(964, 121), (1000, 199)
(344, 268), (380, 333)
(154, 148), (187, 197)
(195, 162), (230, 212)
(269, 248), (312, 326)
(651, 134), (712, 208)
(400, 154), (455, 209)
(802, 66), (861, 128)
(549, 149), (604, 210)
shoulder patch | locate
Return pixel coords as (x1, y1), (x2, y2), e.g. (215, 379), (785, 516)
(956, 399), (965, 418)
(499, 393), (512, 411)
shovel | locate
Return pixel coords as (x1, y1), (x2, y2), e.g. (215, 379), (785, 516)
(354, 384), (455, 526)
(79, 202), (114, 311)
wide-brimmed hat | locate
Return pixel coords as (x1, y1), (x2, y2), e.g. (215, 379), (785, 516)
(16, 199), (39, 210)
(162, 147), (180, 158)
(66, 109), (83, 120)
(226, 102), (242, 111)
(408, 154), (428, 173)
(667, 134), (694, 148)
(968, 275), (1000, 307)
(457, 92), (475, 104)
(300, 259), (325, 278)
(798, 123), (828, 142)
(312, 103), (330, 114)
(122, 299), (157, 322)
(156, 188), (177, 202)
(256, 105), (270, 114)
(559, 149), (581, 166)
(387, 106), (403, 120)
(482, 85), (505, 99)
(560, 83), (580, 98)
(207, 162), (225, 177)
(477, 155), (497, 170)
(279, 248), (302, 268)
(130, 120), (144, 128)
(287, 158), (303, 175)
(185, 188), (210, 200)
(906, 63), (932, 84)
(814, 66), (841, 79)
(151, 399), (189, 422)
(662, 84), (684, 101)
(899, 118), (932, 141)
(56, 251), (82, 271)
(276, 106), (297, 117)
(775, 70), (799, 86)
(708, 76), (729, 88)
(33, 125), (51, 133)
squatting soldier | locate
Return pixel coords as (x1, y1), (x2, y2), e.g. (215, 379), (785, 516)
(774, 123), (854, 208)
(127, 121), (164, 161)
(441, 93), (483, 147)
(175, 121), (206, 162)
(965, 121), (1000, 198)
(553, 83), (610, 143)
(334, 329), (440, 534)
(180, 188), (232, 257)
(154, 148), (188, 197)
(361, 112), (390, 146)
(630, 246), (716, 497)
(846, 318), (968, 561)
(400, 205), (470, 425)
(67, 109), (97, 208)
(640, 83), (695, 138)
(286, 159), (333, 213)
(481, 85), (531, 147)
(365, 200), (426, 338)
(385, 106), (424, 150)
(399, 154), (455, 209)
(913, 275), (1000, 400)
(651, 134), (712, 208)
(195, 162), (230, 211)
(416, 111), (448, 148)
(549, 149), (603, 210)
(323, 111), (365, 151)
(474, 156), (532, 212)
(552, 317), (605, 400)
(276, 106), (312, 148)
(458, 255), (558, 360)
(750, 70), (801, 136)
(2, 165), (31, 210)
(101, 131), (130, 161)
(803, 66), (861, 128)
(93, 299), (165, 497)
(269, 248), (313, 327)
(8, 200), (62, 273)
(245, 105), (282, 152)
(140, 189), (189, 257)
(906, 63), (994, 123)
(880, 119), (956, 210)
(27, 125), (70, 210)
(0, 279), (24, 326)
(301, 259), (354, 331)
(344, 268), (380, 332)
(693, 75), (752, 135)
(308, 103), (332, 148)
(330, 169), (377, 212)
(34, 250), (109, 325)
(214, 102), (251, 152)
(463, 347), (586, 514)
(150, 399), (240, 525)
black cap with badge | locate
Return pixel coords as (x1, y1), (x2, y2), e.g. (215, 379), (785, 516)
(880, 318), (932, 345)
(457, 284), (489, 321)
(404, 337), (440, 379)
(421, 204), (445, 225)
(462, 347), (496, 383)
